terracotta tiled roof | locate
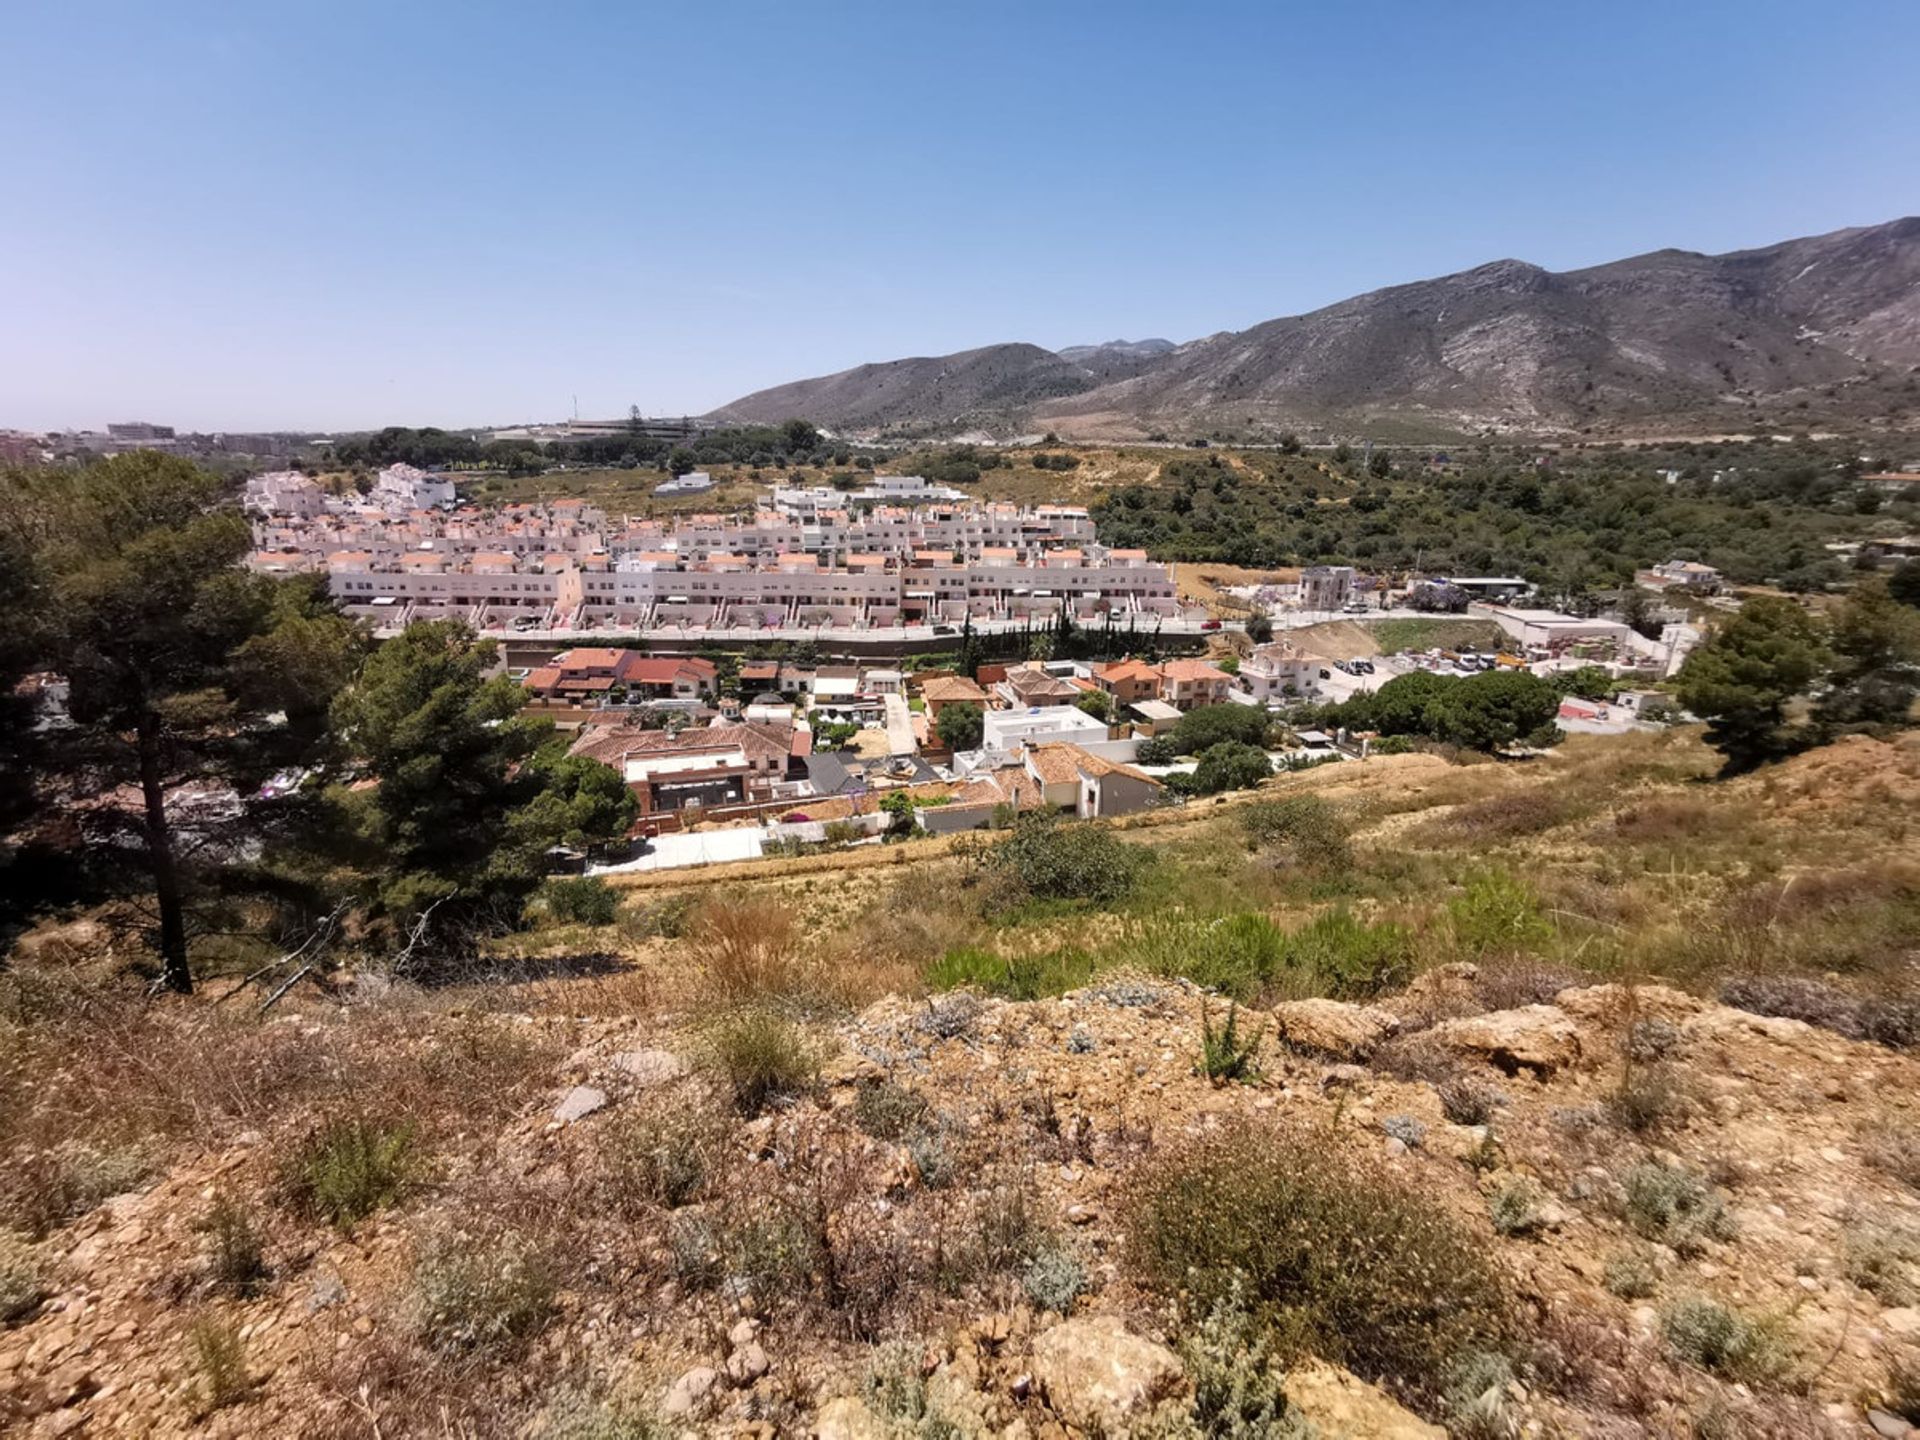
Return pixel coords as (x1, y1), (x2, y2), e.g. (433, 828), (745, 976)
(920, 676), (988, 703)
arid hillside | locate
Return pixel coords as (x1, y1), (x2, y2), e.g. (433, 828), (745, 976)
(710, 218), (1920, 442)
(4, 730), (1920, 1438)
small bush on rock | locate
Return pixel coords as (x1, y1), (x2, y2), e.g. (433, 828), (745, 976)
(1843, 1218), (1920, 1305)
(853, 1080), (932, 1142)
(1488, 1178), (1548, 1237)
(1660, 1295), (1793, 1382)
(707, 1007), (820, 1115)
(1150, 1277), (1312, 1438)
(197, 1192), (267, 1294)
(597, 1101), (727, 1212)
(0, 1232), (45, 1324)
(186, 1314), (252, 1414)
(1438, 1077), (1504, 1126)
(282, 1117), (417, 1230)
(1603, 1247), (1659, 1299)
(1125, 1122), (1511, 1400)
(411, 1227), (555, 1352)
(1022, 1237), (1089, 1313)
(1623, 1162), (1736, 1255)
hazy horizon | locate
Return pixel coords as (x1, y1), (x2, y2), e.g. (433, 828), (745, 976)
(6, 0), (1917, 434)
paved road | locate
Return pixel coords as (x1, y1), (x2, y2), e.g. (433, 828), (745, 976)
(386, 616), (1240, 644)
(882, 693), (917, 756)
(589, 828), (765, 875)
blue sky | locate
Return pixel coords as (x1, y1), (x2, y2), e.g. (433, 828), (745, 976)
(5, 0), (1916, 433)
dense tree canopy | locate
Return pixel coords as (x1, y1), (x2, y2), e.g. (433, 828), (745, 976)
(322, 621), (635, 954)
(1, 453), (363, 989)
(1675, 597), (1832, 774)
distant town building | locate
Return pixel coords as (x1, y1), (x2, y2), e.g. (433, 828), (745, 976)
(657, 471), (715, 495)
(1299, 564), (1356, 611)
(1642, 559), (1723, 595)
(370, 463), (456, 511)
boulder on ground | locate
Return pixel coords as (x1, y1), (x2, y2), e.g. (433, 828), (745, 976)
(661, 1364), (719, 1419)
(811, 1396), (891, 1440)
(1031, 1314), (1184, 1432)
(1554, 983), (1703, 1026)
(1273, 998), (1400, 1059)
(1284, 1362), (1445, 1439)
(1427, 1004), (1581, 1075)
(553, 1085), (608, 1123)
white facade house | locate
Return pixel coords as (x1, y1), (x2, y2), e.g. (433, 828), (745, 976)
(1299, 565), (1356, 611)
(658, 471), (715, 495)
(1236, 641), (1321, 703)
(981, 705), (1110, 753)
(370, 463), (456, 512)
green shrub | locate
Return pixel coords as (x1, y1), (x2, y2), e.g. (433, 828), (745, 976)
(853, 1080), (931, 1142)
(1487, 1177), (1547, 1237)
(1135, 736), (1178, 766)
(186, 1314), (252, 1413)
(282, 1117), (417, 1229)
(0, 1232), (44, 1324)
(197, 1193), (267, 1294)
(1610, 1064), (1687, 1133)
(1188, 741), (1275, 796)
(618, 891), (698, 942)
(927, 945), (1097, 1000)
(1448, 869), (1555, 955)
(1603, 1247), (1659, 1299)
(540, 875), (618, 926)
(1022, 1237), (1089, 1313)
(1152, 1277), (1311, 1438)
(1126, 1123), (1511, 1399)
(540, 1386), (669, 1440)
(1238, 796), (1351, 869)
(1131, 912), (1289, 1000)
(707, 1007), (820, 1115)
(1660, 1295), (1794, 1382)
(1288, 908), (1413, 998)
(1843, 1219), (1920, 1305)
(1443, 1350), (1516, 1440)
(411, 1228), (555, 1351)
(597, 1102), (727, 1212)
(1197, 1002), (1264, 1085)
(1623, 1162), (1736, 1255)
(973, 815), (1151, 906)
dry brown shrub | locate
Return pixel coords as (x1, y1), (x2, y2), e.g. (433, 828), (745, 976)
(687, 894), (808, 1002)
(1610, 798), (1712, 843)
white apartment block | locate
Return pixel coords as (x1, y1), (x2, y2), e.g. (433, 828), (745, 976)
(1299, 564), (1356, 611)
(246, 483), (1173, 633)
(370, 463), (457, 512)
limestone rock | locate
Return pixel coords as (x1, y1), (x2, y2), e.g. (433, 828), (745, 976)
(1273, 998), (1400, 1060)
(608, 1049), (687, 1086)
(1428, 1005), (1582, 1075)
(727, 1341), (771, 1385)
(554, 1086), (608, 1124)
(1031, 1314), (1183, 1432)
(1284, 1361), (1446, 1440)
(812, 1396), (891, 1440)
(662, 1364), (720, 1419)
(1554, 982), (1703, 1025)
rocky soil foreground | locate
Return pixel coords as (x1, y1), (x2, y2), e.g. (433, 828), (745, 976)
(6, 967), (1920, 1439)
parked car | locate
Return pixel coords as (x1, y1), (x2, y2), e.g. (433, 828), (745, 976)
(1201, 619), (1222, 630)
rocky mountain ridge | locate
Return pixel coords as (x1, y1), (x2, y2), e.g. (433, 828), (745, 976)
(707, 218), (1920, 441)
